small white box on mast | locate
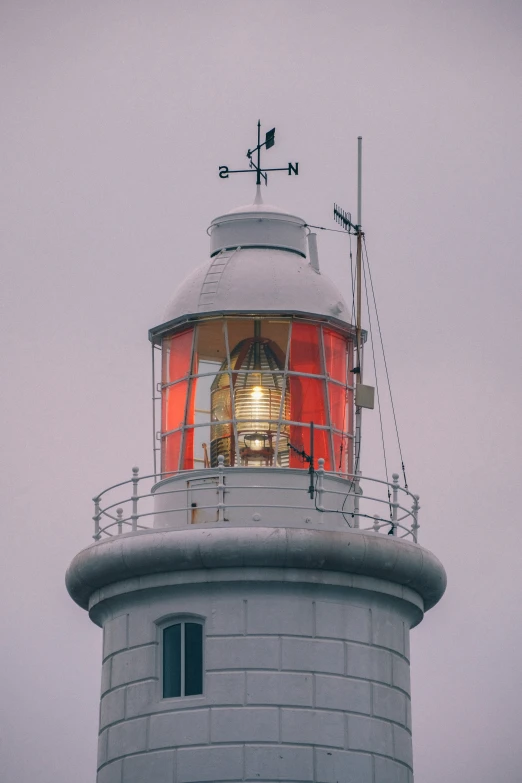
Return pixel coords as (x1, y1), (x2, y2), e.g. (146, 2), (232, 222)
(355, 383), (375, 409)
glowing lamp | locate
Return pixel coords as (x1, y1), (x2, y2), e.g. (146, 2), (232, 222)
(244, 433), (268, 451)
(210, 324), (290, 467)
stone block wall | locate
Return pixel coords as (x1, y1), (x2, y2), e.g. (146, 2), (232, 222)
(96, 580), (414, 783)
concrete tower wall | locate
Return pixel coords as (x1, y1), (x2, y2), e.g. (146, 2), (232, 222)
(67, 525), (445, 783)
(92, 573), (420, 783)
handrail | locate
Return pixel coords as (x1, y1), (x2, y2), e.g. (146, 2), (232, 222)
(91, 462), (420, 543)
(93, 466), (414, 501)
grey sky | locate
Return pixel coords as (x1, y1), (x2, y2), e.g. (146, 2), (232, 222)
(1, 2), (521, 781)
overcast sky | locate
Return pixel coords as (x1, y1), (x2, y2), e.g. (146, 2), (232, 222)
(1, 2), (521, 782)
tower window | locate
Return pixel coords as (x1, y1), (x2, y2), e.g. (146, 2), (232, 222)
(163, 621), (203, 698)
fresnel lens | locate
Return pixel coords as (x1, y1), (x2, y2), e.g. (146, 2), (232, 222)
(210, 322), (289, 467)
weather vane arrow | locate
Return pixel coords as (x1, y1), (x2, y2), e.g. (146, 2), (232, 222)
(218, 120), (299, 185)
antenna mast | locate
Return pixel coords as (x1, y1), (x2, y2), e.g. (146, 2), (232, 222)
(333, 137), (371, 527)
(354, 137), (363, 523)
(356, 137), (362, 360)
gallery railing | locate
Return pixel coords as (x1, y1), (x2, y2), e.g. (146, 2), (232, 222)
(91, 459), (420, 543)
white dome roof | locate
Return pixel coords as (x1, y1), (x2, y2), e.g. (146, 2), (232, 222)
(155, 195), (352, 334)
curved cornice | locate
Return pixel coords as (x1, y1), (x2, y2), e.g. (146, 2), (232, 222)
(66, 526), (446, 612)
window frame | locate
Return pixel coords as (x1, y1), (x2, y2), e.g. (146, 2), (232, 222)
(157, 615), (205, 700)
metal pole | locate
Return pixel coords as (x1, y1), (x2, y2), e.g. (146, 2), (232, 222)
(257, 120), (261, 186)
(356, 237), (362, 375)
(117, 508), (123, 535)
(308, 421), (315, 499)
(353, 137), (363, 527)
(131, 466), (139, 532)
(316, 458), (325, 512)
(217, 454), (225, 522)
(357, 136), (362, 226)
(93, 496), (101, 540)
(411, 494), (420, 543)
(151, 343), (158, 480)
(391, 472), (399, 536)
(356, 136), (363, 364)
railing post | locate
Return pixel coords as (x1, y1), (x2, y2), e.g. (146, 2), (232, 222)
(391, 472), (399, 536)
(353, 473), (362, 528)
(217, 455), (225, 523)
(116, 507), (123, 535)
(316, 458), (325, 512)
(93, 496), (101, 540)
(411, 494), (420, 542)
(373, 514), (380, 533)
(131, 466), (139, 532)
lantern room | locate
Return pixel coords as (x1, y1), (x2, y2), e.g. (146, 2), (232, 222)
(149, 196), (356, 479)
(156, 315), (353, 474)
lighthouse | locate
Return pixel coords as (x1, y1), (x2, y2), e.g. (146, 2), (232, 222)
(66, 127), (446, 783)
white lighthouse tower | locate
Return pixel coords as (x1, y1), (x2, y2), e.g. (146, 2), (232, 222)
(67, 129), (446, 783)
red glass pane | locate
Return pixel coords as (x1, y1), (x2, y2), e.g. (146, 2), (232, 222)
(161, 378), (167, 442)
(167, 328), (194, 384)
(289, 322), (322, 373)
(183, 428), (194, 470)
(182, 378), (197, 470)
(323, 328), (348, 384)
(164, 430), (182, 475)
(289, 376), (327, 426)
(161, 327), (195, 474)
(164, 380), (188, 433)
(328, 383), (347, 432)
(289, 425), (332, 471)
(289, 324), (327, 467)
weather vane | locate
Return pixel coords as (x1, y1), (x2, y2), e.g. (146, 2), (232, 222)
(218, 120), (299, 186)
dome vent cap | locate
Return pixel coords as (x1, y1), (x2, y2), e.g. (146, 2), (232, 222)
(209, 198), (307, 258)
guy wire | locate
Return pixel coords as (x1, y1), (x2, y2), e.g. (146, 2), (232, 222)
(362, 254), (392, 519)
(362, 235), (409, 490)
